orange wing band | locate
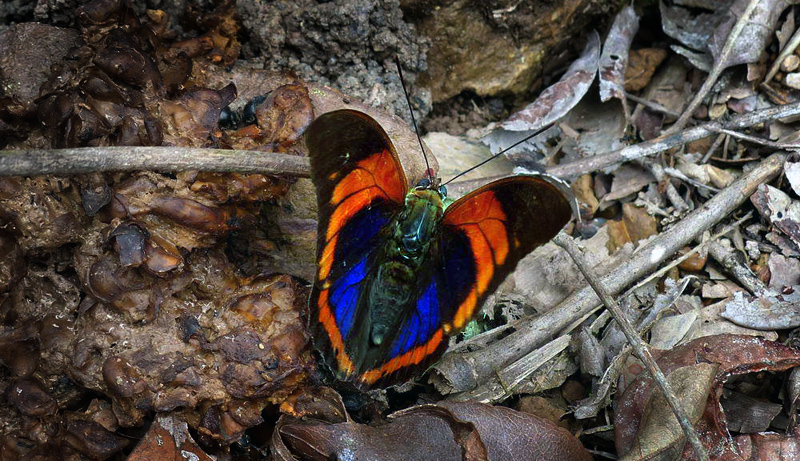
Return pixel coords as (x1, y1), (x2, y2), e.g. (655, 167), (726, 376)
(317, 288), (355, 375)
(443, 191), (510, 331)
(359, 329), (445, 385)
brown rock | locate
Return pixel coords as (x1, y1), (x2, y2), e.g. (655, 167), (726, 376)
(416, 0), (617, 102)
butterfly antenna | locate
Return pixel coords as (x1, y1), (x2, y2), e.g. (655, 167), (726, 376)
(395, 56), (433, 183)
(441, 123), (554, 187)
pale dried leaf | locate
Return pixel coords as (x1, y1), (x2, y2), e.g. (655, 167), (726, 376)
(708, 0), (789, 68)
(599, 6), (639, 104)
(619, 363), (718, 461)
(722, 290), (800, 330)
(785, 161), (800, 196)
(660, 1), (719, 51)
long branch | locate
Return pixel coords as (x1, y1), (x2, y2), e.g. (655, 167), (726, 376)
(0, 146), (311, 177)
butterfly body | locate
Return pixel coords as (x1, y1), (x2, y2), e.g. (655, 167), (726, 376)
(367, 188), (444, 346)
(306, 109), (574, 388)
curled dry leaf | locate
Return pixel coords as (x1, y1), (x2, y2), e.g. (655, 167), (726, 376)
(254, 83), (315, 151)
(274, 400), (591, 461)
(482, 31), (601, 156)
(619, 363), (718, 461)
(751, 184), (800, 247)
(624, 48), (669, 92)
(785, 161), (800, 196)
(708, 0), (789, 69)
(599, 5), (640, 106)
(659, 1), (719, 52)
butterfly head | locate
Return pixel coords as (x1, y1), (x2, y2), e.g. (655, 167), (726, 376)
(415, 176), (447, 198)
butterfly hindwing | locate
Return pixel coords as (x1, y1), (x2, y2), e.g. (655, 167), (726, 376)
(305, 110), (408, 381)
(437, 175), (575, 332)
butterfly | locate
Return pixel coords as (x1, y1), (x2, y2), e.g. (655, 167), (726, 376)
(305, 109), (575, 388)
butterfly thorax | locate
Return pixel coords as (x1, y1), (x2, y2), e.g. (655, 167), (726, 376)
(367, 188), (444, 346)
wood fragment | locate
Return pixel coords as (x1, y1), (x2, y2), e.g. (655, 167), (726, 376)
(707, 240), (770, 296)
(451, 101), (800, 197)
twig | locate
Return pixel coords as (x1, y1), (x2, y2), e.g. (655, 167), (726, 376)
(648, 163), (690, 211)
(709, 127), (800, 150)
(626, 212), (752, 295)
(447, 334), (572, 403)
(431, 152), (787, 395)
(667, 0), (762, 133)
(625, 92), (682, 118)
(547, 102), (800, 180)
(554, 233), (709, 461)
(707, 239), (770, 296)
(662, 167), (720, 193)
(0, 146), (311, 177)
(701, 133), (726, 163)
(765, 19), (800, 83)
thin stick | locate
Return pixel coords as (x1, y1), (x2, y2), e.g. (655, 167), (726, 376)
(667, 0), (761, 133)
(554, 233), (709, 461)
(765, 19), (800, 83)
(625, 92), (682, 118)
(547, 101), (800, 179)
(0, 146), (311, 177)
(701, 133), (726, 163)
(626, 212), (752, 295)
(707, 239), (770, 296)
(709, 127), (800, 150)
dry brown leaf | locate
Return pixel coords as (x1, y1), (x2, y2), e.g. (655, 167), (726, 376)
(619, 363), (718, 461)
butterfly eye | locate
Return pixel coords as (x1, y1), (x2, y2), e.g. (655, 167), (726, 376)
(417, 178), (431, 189)
(438, 185), (447, 198)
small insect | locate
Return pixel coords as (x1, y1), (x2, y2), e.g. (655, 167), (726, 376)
(305, 108), (575, 388)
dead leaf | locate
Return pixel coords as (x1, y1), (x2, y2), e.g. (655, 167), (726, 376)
(625, 48), (668, 92)
(128, 415), (212, 461)
(607, 203), (659, 249)
(619, 363), (718, 461)
(722, 390), (782, 433)
(574, 174), (600, 212)
(603, 164), (656, 202)
(616, 335), (800, 459)
(785, 161), (800, 196)
(275, 401), (592, 461)
(599, 6), (640, 106)
(660, 0), (719, 52)
(751, 184), (800, 247)
(708, 0), (789, 68)
(722, 289), (800, 330)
